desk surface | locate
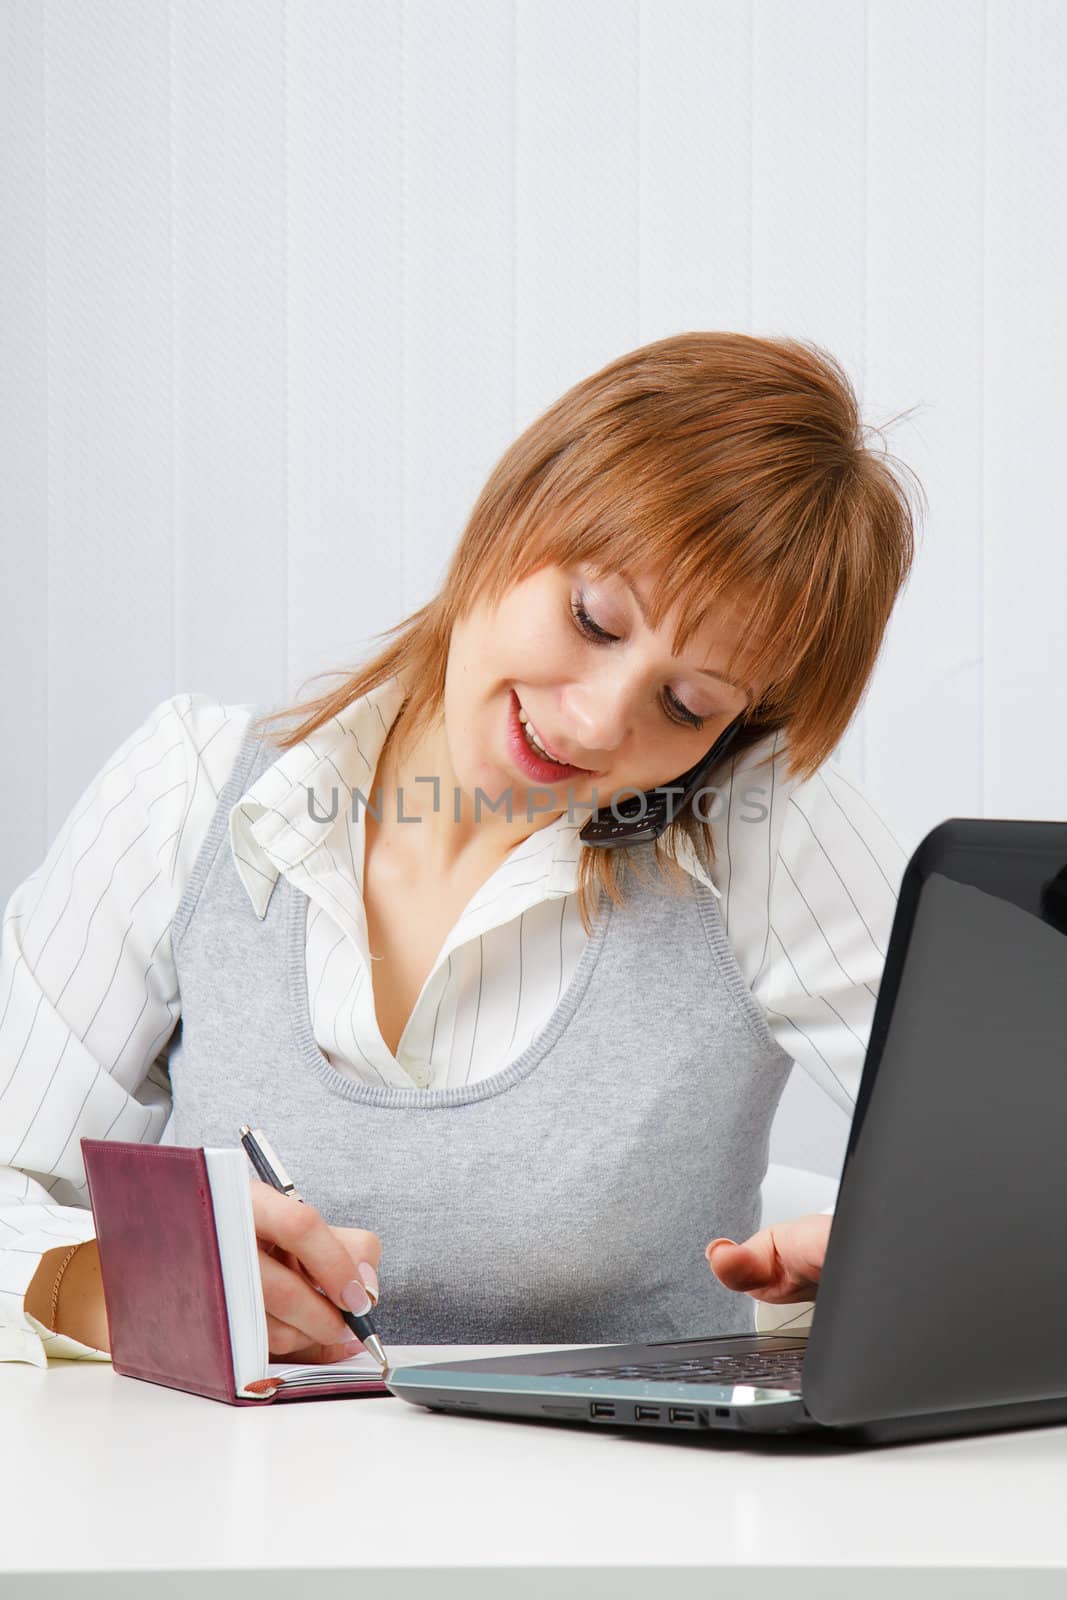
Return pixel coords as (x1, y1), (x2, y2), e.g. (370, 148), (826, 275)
(5, 1346), (1067, 1600)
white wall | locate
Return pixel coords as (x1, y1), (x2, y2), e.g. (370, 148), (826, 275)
(2, 0), (1064, 1177)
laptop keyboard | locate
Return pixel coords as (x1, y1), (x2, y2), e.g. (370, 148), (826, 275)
(554, 1347), (806, 1390)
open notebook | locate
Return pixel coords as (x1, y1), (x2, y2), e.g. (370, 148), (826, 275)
(81, 1137), (390, 1406)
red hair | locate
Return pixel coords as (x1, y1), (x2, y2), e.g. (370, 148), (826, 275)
(252, 331), (923, 933)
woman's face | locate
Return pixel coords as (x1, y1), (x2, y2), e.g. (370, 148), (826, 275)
(443, 562), (760, 817)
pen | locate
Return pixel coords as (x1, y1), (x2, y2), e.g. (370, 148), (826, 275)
(238, 1124), (388, 1374)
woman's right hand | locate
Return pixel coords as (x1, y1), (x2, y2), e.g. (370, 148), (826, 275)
(249, 1180), (382, 1364)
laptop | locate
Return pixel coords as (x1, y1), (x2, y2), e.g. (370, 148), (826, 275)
(385, 818), (1067, 1445)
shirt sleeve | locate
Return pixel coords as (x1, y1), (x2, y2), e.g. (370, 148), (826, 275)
(0, 693), (251, 1365)
(748, 762), (919, 1338)
(753, 758), (919, 1116)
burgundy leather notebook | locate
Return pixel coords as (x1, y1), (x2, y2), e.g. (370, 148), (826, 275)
(80, 1137), (391, 1406)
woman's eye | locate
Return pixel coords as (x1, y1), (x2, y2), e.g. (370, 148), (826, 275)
(663, 688), (705, 731)
(569, 595), (706, 731)
(570, 595), (617, 643)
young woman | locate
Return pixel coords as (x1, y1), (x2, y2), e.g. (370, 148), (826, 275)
(0, 332), (920, 1368)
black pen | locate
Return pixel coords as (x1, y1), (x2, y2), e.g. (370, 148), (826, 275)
(238, 1124), (388, 1374)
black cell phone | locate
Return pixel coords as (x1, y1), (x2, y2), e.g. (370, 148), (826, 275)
(578, 718), (744, 848)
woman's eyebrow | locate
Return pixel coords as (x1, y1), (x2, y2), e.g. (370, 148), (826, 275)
(694, 665), (751, 697)
(620, 575), (753, 698)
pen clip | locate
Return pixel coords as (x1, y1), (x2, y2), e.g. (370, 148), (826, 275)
(240, 1125), (304, 1202)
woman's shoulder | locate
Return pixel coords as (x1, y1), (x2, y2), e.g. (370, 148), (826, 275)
(708, 727), (915, 909)
(139, 691), (258, 801)
(776, 745), (917, 885)
(170, 689), (257, 761)
(106, 693), (259, 891)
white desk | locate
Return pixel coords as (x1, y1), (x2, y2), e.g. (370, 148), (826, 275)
(4, 1346), (1067, 1598)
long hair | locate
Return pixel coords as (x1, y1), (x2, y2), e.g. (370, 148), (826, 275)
(251, 331), (924, 933)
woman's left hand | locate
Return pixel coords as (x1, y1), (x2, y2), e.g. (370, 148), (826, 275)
(705, 1213), (832, 1303)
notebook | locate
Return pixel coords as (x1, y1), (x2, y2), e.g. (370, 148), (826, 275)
(80, 1137), (390, 1406)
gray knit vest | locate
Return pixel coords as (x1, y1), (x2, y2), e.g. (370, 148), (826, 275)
(161, 715), (794, 1344)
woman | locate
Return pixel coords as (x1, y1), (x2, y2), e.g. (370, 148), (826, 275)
(0, 332), (920, 1367)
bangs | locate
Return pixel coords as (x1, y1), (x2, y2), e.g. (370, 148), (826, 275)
(476, 471), (845, 721)
(253, 330), (921, 935)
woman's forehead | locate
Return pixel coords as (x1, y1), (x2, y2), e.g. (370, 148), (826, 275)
(611, 565), (758, 643)
(596, 566), (770, 697)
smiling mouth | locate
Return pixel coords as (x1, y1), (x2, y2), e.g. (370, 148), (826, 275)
(510, 691), (599, 777)
(518, 704), (566, 764)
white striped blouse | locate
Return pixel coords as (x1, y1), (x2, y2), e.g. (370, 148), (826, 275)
(0, 680), (915, 1365)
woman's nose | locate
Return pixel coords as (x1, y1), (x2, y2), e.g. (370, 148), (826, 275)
(560, 682), (629, 758)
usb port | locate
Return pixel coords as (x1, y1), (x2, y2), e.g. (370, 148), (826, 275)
(590, 1402), (615, 1418)
(669, 1407), (697, 1424)
(634, 1405), (661, 1421)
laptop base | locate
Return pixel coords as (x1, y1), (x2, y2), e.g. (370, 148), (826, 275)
(386, 1331), (1067, 1446)
(389, 1369), (1067, 1446)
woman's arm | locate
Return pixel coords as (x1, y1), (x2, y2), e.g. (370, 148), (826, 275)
(705, 757), (917, 1322)
(22, 1241), (109, 1352)
(0, 694), (250, 1365)
(754, 755), (917, 1114)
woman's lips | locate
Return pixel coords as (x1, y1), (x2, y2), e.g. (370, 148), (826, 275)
(505, 690), (593, 783)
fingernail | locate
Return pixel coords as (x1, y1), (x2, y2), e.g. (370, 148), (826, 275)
(706, 1237), (737, 1263)
(341, 1279), (372, 1316)
(356, 1261), (379, 1305)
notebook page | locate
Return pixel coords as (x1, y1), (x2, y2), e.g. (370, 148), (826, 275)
(266, 1352), (383, 1386)
(202, 1146), (270, 1396)
(202, 1147), (385, 1394)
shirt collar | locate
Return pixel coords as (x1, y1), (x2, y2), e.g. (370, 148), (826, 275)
(229, 675), (408, 918)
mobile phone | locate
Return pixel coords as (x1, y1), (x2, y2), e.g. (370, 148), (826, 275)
(579, 717), (744, 848)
